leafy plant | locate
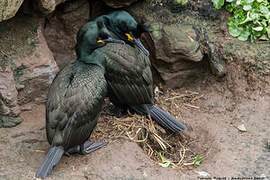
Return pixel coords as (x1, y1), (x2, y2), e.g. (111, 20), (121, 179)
(194, 155), (201, 166)
(211, 0), (270, 42)
(183, 155), (202, 166)
(158, 153), (175, 167)
(173, 0), (189, 6)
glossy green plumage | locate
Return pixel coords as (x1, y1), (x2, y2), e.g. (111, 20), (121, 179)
(101, 43), (153, 106)
(46, 61), (107, 149)
(93, 11), (186, 132)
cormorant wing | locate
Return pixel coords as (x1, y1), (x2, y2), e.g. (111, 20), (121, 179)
(46, 61), (107, 147)
(101, 44), (153, 105)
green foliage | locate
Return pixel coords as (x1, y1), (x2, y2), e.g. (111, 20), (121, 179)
(173, 0), (189, 6)
(158, 153), (175, 167)
(194, 155), (201, 166)
(212, 0), (270, 42)
(211, 0), (224, 9)
(183, 154), (202, 166)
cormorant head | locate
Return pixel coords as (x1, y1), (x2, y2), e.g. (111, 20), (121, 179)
(76, 20), (125, 59)
(102, 10), (151, 56)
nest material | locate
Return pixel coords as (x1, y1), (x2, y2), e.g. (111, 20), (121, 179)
(92, 89), (211, 169)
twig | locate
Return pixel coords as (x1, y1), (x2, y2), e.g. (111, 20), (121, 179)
(183, 103), (200, 109)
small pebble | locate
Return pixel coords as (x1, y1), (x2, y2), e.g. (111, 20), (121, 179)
(237, 124), (247, 132)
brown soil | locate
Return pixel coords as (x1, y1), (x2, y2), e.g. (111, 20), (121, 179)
(0, 61), (269, 179)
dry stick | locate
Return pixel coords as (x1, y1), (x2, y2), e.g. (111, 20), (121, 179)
(144, 142), (153, 157)
(183, 103), (200, 109)
(126, 128), (149, 143)
(191, 94), (204, 102)
(176, 141), (186, 166)
(148, 114), (172, 150)
(98, 102), (198, 169)
(165, 94), (190, 101)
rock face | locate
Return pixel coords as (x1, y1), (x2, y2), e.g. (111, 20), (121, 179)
(36, 0), (69, 14)
(125, 1), (226, 88)
(0, 0), (24, 22)
(142, 23), (204, 88)
(44, 0), (89, 69)
(14, 26), (59, 104)
(125, 3), (206, 88)
(0, 0), (71, 22)
(0, 66), (22, 128)
(102, 0), (139, 8)
(0, 15), (58, 127)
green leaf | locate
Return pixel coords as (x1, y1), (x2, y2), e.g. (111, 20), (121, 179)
(238, 30), (251, 41)
(158, 153), (173, 168)
(259, 34), (269, 40)
(194, 155), (201, 166)
(266, 26), (270, 38)
(253, 26), (264, 31)
(159, 161), (171, 168)
(228, 24), (242, 37)
(260, 6), (270, 19)
(211, 0), (224, 9)
(243, 5), (252, 11)
(225, 4), (234, 12)
(250, 11), (260, 20)
(212, 0), (270, 42)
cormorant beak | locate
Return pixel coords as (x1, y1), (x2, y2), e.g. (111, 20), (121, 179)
(97, 37), (125, 45)
(125, 33), (149, 56)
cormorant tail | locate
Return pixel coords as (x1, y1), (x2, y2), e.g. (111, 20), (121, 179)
(36, 146), (64, 178)
(131, 104), (187, 132)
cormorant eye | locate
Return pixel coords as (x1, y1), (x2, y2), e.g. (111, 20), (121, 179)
(97, 33), (108, 44)
(99, 33), (107, 40)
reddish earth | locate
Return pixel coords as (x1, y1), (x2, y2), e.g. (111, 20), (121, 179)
(0, 67), (269, 179)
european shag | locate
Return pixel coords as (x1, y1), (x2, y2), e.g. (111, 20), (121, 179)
(96, 10), (150, 56)
(99, 11), (187, 132)
(36, 20), (124, 178)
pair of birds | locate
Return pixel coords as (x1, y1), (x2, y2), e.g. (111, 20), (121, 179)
(36, 11), (187, 178)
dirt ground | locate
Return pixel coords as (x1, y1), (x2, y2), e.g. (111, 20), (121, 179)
(0, 64), (269, 180)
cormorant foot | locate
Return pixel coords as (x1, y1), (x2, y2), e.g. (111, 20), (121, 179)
(66, 145), (81, 155)
(64, 152), (71, 157)
(80, 141), (108, 155)
(103, 104), (127, 118)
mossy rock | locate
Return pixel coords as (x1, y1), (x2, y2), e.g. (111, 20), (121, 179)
(0, 115), (22, 128)
(0, 16), (39, 69)
(0, 0), (24, 22)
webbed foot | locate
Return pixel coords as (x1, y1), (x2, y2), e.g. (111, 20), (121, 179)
(80, 141), (108, 155)
(65, 145), (81, 156)
(66, 141), (108, 155)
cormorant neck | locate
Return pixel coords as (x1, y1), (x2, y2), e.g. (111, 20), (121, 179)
(98, 15), (123, 41)
(77, 49), (106, 70)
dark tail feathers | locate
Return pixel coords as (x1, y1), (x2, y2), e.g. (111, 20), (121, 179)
(36, 146), (64, 178)
(131, 104), (187, 132)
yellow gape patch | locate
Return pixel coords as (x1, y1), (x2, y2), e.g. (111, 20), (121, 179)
(125, 33), (134, 41)
(97, 40), (104, 44)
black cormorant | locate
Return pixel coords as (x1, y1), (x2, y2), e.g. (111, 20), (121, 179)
(99, 11), (187, 132)
(36, 20), (124, 178)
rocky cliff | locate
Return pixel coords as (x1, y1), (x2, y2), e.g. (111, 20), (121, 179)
(0, 0), (269, 127)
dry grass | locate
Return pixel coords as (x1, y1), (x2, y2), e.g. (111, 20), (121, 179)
(92, 88), (211, 169)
